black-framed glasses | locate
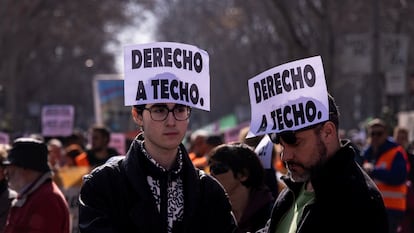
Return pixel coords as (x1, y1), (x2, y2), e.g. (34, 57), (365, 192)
(269, 122), (325, 145)
(144, 104), (191, 121)
(209, 163), (230, 175)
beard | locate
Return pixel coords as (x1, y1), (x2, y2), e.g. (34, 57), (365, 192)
(286, 135), (328, 183)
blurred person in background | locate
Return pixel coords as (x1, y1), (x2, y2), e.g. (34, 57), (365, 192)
(64, 130), (87, 151)
(75, 125), (119, 168)
(188, 129), (210, 170)
(0, 144), (17, 233)
(362, 118), (410, 233)
(202, 134), (224, 173)
(393, 126), (414, 183)
(2, 138), (70, 233)
(63, 143), (84, 167)
(209, 142), (274, 233)
(392, 126), (414, 233)
(205, 134), (225, 152)
(47, 138), (64, 171)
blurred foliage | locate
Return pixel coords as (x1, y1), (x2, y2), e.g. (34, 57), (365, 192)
(154, 0), (414, 131)
(0, 0), (153, 135)
(1, 0), (414, 135)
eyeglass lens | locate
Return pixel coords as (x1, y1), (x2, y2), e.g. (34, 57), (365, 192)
(146, 105), (190, 121)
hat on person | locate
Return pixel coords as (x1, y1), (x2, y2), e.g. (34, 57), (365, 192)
(2, 137), (51, 173)
(367, 118), (386, 128)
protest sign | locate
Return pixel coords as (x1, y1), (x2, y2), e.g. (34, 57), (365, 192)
(41, 105), (74, 137)
(93, 75), (134, 132)
(254, 135), (273, 169)
(123, 42), (210, 111)
(247, 56), (328, 137)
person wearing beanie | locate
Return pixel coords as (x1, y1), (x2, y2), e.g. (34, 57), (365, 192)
(2, 137), (70, 233)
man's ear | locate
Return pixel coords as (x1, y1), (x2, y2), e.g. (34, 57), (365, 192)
(131, 108), (143, 125)
(237, 168), (249, 182)
(322, 121), (337, 140)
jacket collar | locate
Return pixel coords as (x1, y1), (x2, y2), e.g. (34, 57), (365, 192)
(12, 171), (52, 207)
(122, 137), (203, 230)
(282, 139), (358, 197)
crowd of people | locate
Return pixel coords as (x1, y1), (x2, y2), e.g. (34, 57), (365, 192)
(0, 42), (413, 233)
(0, 106), (412, 232)
(0, 125), (121, 233)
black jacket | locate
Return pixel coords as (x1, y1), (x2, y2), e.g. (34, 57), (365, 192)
(78, 137), (237, 233)
(265, 140), (389, 233)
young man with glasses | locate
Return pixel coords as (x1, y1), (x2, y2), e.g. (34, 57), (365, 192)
(362, 118), (409, 233)
(78, 102), (237, 233)
(258, 94), (388, 233)
(78, 41), (237, 233)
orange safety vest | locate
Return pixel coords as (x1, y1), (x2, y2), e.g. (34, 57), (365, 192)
(75, 152), (90, 167)
(374, 146), (409, 211)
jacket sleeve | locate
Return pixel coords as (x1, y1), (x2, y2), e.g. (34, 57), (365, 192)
(78, 169), (117, 233)
(199, 174), (238, 233)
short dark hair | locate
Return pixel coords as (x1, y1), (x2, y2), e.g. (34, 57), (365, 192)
(91, 125), (111, 139)
(208, 142), (265, 188)
(328, 93), (340, 129)
(206, 134), (224, 147)
(133, 105), (146, 114)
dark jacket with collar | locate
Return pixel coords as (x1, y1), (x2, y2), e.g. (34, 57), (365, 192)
(264, 140), (389, 233)
(78, 137), (237, 233)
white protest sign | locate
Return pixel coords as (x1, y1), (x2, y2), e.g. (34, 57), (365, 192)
(247, 56), (328, 137)
(123, 42), (210, 111)
(41, 105), (74, 137)
(254, 134), (273, 169)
